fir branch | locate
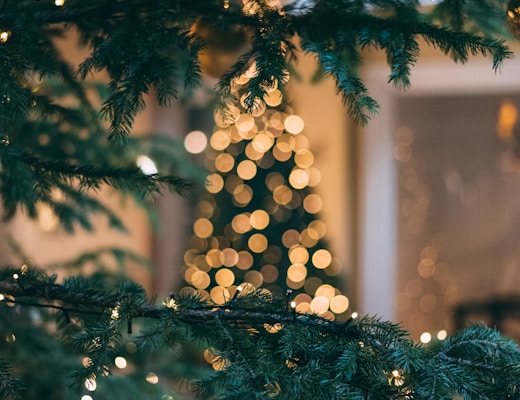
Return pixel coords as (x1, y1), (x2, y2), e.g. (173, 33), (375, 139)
(0, 360), (24, 400)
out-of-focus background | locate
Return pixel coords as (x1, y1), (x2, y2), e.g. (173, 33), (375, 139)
(2, 37), (520, 343)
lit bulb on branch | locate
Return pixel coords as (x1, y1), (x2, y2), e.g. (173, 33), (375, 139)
(507, 0), (520, 39)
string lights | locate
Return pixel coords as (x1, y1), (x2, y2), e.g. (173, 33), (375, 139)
(183, 67), (349, 319)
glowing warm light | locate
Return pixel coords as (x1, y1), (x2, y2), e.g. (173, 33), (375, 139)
(287, 264), (307, 282)
(232, 213), (252, 234)
(136, 155), (158, 175)
(37, 203), (59, 232)
(235, 113), (255, 132)
(215, 153), (235, 172)
(437, 330), (448, 340)
(294, 150), (314, 168)
(273, 185), (292, 205)
(252, 132), (274, 153)
(210, 287), (230, 305)
(0, 294), (4, 301)
(210, 130), (231, 150)
(303, 193), (323, 214)
(215, 269), (235, 287)
(219, 248), (238, 267)
(250, 209), (270, 230)
(81, 396), (94, 400)
(497, 100), (518, 139)
(315, 284), (335, 300)
(236, 160), (257, 180)
(85, 378), (97, 392)
(351, 312), (359, 319)
(329, 295), (350, 314)
(0, 31), (10, 43)
(206, 173), (224, 193)
(244, 270), (263, 287)
(420, 332), (432, 344)
(191, 270), (211, 289)
(234, 251), (253, 271)
(288, 246), (309, 264)
(312, 249), (332, 269)
(284, 115), (305, 134)
(55, 0), (65, 5)
(233, 184), (253, 205)
(418, 258), (436, 278)
(288, 168), (309, 189)
(111, 307), (120, 320)
(114, 356), (127, 369)
(146, 372), (159, 384)
(310, 296), (329, 315)
(264, 89), (283, 107)
(248, 233), (268, 253)
(193, 218), (214, 238)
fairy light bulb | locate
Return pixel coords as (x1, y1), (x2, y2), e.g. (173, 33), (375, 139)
(55, 0), (65, 6)
(0, 31), (10, 43)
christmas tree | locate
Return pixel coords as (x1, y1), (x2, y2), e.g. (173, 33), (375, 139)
(0, 1), (520, 399)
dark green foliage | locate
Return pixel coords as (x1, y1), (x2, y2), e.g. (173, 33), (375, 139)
(2, 269), (520, 399)
(0, 1), (518, 399)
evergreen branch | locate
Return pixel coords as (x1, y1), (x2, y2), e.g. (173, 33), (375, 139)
(0, 360), (24, 400)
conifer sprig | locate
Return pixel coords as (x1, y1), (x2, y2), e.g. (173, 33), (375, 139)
(1, 269), (520, 399)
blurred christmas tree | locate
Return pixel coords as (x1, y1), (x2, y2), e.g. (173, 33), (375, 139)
(0, 0), (519, 399)
(182, 82), (349, 319)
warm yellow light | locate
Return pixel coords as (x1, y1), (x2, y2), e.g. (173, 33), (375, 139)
(294, 150), (314, 168)
(244, 270), (263, 287)
(248, 233), (268, 253)
(215, 153), (235, 172)
(281, 229), (300, 248)
(237, 251), (254, 270)
(114, 356), (127, 369)
(288, 246), (309, 264)
(288, 168), (309, 189)
(315, 284), (336, 300)
(312, 249), (332, 269)
(264, 89), (283, 107)
(273, 185), (292, 205)
(146, 372), (159, 384)
(206, 173), (224, 193)
(220, 248), (239, 267)
(206, 249), (222, 267)
(210, 130), (231, 150)
(0, 31), (9, 43)
(210, 286), (230, 305)
(284, 115), (305, 134)
(235, 113), (256, 132)
(215, 269), (235, 287)
(193, 218), (214, 238)
(232, 213), (252, 234)
(184, 130), (208, 154)
(81, 395), (94, 400)
(85, 378), (97, 392)
(55, 0), (65, 6)
(308, 220), (327, 238)
(252, 132), (274, 153)
(265, 172), (285, 191)
(329, 295), (350, 314)
(310, 296), (329, 315)
(287, 264), (307, 282)
(420, 332), (432, 344)
(437, 330), (448, 340)
(245, 143), (263, 160)
(232, 184), (253, 205)
(497, 100), (518, 140)
(303, 193), (323, 214)
(236, 160), (257, 180)
(136, 155), (158, 175)
(192, 270), (211, 289)
(250, 209), (270, 230)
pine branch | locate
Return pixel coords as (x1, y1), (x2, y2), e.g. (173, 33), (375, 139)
(2, 269), (520, 399)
